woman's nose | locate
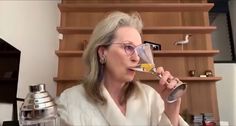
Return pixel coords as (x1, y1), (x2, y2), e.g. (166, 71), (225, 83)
(130, 51), (140, 63)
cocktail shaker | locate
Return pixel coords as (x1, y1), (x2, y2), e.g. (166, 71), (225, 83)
(19, 84), (59, 126)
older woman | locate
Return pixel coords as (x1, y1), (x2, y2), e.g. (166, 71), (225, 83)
(57, 11), (188, 126)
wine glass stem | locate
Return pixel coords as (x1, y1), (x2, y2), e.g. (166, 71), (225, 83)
(151, 72), (162, 80)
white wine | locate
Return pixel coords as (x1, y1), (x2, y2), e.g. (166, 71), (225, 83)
(140, 63), (155, 72)
(131, 63), (156, 74)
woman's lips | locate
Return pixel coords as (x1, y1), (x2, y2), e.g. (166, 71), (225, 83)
(128, 66), (136, 70)
(128, 67), (136, 71)
(127, 69), (136, 75)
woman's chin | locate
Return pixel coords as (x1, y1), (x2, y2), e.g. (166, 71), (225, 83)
(119, 70), (135, 82)
(126, 75), (135, 81)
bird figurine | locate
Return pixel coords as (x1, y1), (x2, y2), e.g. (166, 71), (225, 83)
(174, 34), (192, 50)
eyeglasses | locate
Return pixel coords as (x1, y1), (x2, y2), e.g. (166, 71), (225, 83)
(111, 42), (137, 56)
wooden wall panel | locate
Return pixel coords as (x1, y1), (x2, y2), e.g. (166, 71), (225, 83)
(58, 57), (87, 78)
(60, 35), (90, 50)
(65, 12), (106, 27)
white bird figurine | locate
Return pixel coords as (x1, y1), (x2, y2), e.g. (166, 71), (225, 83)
(174, 34), (192, 50)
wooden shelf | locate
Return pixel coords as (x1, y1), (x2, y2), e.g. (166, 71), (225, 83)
(55, 50), (83, 57)
(58, 3), (214, 12)
(54, 77), (222, 83)
(55, 50), (219, 57)
(139, 76), (222, 82)
(54, 77), (81, 83)
(143, 26), (216, 34)
(179, 77), (222, 82)
(57, 27), (91, 34)
(57, 26), (216, 34)
(153, 50), (219, 57)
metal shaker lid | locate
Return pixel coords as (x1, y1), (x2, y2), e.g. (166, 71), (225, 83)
(20, 84), (57, 121)
(29, 84), (45, 93)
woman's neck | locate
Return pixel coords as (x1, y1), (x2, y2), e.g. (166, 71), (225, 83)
(102, 75), (127, 115)
(103, 76), (125, 100)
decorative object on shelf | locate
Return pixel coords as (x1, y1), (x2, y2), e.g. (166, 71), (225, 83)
(81, 40), (88, 50)
(189, 70), (196, 77)
(174, 34), (192, 50)
(200, 75), (207, 77)
(205, 70), (213, 77)
(143, 41), (161, 50)
(58, 33), (63, 40)
(19, 84), (59, 126)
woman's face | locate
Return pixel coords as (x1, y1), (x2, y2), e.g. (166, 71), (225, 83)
(103, 26), (142, 82)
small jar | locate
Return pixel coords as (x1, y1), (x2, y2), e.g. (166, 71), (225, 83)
(205, 70), (213, 77)
(189, 70), (196, 77)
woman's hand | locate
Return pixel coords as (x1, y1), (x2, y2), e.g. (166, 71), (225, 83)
(155, 66), (181, 126)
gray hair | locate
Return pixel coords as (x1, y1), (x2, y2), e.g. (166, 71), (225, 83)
(82, 11), (143, 104)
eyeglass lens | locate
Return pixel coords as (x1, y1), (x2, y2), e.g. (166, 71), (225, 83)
(123, 44), (136, 55)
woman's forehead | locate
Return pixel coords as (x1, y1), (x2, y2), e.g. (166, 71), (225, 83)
(114, 27), (142, 45)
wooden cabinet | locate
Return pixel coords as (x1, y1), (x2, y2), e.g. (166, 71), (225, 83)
(55, 0), (221, 123)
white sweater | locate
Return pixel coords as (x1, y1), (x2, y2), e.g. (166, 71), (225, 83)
(56, 82), (189, 126)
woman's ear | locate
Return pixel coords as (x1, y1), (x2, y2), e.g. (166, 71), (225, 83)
(98, 46), (107, 59)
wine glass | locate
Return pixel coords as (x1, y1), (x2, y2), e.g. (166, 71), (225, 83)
(132, 43), (187, 103)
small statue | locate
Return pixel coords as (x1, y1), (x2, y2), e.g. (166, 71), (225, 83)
(174, 34), (192, 50)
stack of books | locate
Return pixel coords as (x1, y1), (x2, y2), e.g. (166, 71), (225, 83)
(204, 113), (215, 125)
(192, 114), (204, 126)
(191, 113), (215, 126)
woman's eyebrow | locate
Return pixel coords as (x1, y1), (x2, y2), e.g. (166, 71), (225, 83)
(122, 40), (136, 45)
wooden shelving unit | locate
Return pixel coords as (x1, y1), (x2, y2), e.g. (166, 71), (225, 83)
(58, 3), (214, 12)
(57, 26), (217, 34)
(56, 0), (221, 123)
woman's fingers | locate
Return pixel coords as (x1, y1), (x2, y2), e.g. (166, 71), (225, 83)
(167, 78), (178, 89)
(156, 67), (178, 90)
(156, 67), (164, 75)
(159, 71), (171, 85)
(156, 67), (182, 104)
